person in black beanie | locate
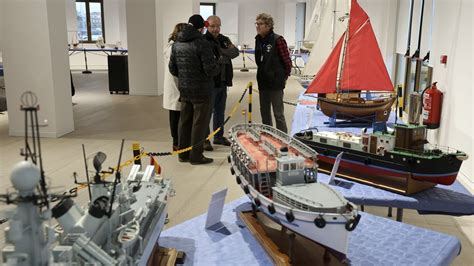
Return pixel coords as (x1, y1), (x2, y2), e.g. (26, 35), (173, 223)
(169, 14), (219, 165)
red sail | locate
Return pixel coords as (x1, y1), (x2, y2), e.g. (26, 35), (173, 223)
(340, 0), (393, 91)
(305, 33), (345, 94)
(305, 0), (393, 94)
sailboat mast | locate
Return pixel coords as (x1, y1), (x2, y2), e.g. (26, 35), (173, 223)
(331, 0), (337, 47)
(336, 7), (351, 94)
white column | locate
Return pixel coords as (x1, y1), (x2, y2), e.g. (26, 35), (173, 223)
(126, 0), (158, 95)
(0, 0), (4, 53)
(3, 0), (73, 137)
(156, 0), (197, 96)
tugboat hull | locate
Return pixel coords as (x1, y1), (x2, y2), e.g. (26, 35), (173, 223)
(297, 138), (465, 195)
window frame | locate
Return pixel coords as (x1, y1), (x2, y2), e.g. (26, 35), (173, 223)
(200, 2), (216, 16)
(76, 0), (106, 43)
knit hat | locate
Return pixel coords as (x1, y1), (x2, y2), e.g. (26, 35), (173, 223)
(188, 14), (208, 29)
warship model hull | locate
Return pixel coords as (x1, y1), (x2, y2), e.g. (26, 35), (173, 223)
(295, 124), (468, 194)
(228, 124), (360, 260)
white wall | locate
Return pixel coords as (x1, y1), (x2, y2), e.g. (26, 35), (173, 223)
(0, 0), (4, 55)
(217, 2), (239, 43)
(428, 0), (473, 191)
(283, 2), (297, 47)
(126, 0), (158, 95)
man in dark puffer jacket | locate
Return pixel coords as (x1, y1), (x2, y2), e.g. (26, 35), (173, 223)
(169, 14), (219, 165)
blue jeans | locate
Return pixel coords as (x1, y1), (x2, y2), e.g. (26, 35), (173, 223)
(208, 84), (227, 139)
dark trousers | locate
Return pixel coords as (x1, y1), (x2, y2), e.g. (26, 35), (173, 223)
(179, 99), (212, 161)
(259, 89), (288, 133)
(169, 110), (180, 147)
(207, 84), (227, 139)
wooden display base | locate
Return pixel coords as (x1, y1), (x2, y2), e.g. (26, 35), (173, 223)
(147, 245), (186, 266)
(318, 164), (436, 195)
(239, 210), (345, 266)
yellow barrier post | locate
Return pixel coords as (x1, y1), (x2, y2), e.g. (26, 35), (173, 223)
(132, 143), (141, 168)
(248, 82), (253, 124)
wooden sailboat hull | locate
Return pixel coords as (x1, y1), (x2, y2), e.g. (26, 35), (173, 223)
(318, 95), (396, 122)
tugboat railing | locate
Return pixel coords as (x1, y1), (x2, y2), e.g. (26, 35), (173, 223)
(393, 143), (465, 158)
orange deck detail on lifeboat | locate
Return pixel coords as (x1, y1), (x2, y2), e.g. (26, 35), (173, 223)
(237, 133), (313, 173)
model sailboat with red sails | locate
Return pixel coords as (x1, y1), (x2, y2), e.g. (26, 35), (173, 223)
(306, 0), (396, 122)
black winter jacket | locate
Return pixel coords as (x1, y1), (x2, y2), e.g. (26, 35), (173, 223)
(205, 32), (239, 87)
(169, 25), (219, 102)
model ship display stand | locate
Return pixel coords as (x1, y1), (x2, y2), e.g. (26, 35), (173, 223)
(147, 245), (186, 266)
(240, 210), (344, 266)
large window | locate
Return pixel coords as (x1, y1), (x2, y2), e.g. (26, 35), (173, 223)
(200, 3), (215, 20)
(76, 0), (105, 43)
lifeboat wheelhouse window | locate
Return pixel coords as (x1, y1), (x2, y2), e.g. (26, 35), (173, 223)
(290, 163), (297, 170)
(343, 142), (351, 148)
(319, 138), (327, 143)
(298, 162), (304, 169)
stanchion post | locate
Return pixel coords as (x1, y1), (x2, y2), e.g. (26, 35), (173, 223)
(248, 82), (253, 124)
(132, 143), (142, 169)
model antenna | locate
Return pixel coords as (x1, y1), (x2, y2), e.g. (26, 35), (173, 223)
(82, 144), (92, 201)
(20, 91), (48, 208)
(108, 139), (125, 217)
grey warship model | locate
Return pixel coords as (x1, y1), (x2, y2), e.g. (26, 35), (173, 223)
(0, 92), (173, 265)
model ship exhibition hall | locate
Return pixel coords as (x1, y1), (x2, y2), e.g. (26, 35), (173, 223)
(0, 0), (472, 265)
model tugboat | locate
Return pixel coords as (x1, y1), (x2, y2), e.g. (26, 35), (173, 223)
(295, 124), (469, 194)
(228, 123), (360, 260)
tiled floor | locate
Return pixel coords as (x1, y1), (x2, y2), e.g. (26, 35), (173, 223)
(0, 70), (472, 265)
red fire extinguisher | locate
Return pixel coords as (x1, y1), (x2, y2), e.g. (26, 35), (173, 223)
(422, 82), (443, 129)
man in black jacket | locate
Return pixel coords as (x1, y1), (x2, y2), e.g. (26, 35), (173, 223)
(254, 13), (292, 133)
(204, 15), (239, 150)
(169, 14), (219, 165)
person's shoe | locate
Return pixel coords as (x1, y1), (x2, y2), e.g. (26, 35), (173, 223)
(213, 137), (231, 146)
(203, 140), (214, 151)
(178, 157), (189, 163)
(190, 157), (213, 165)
